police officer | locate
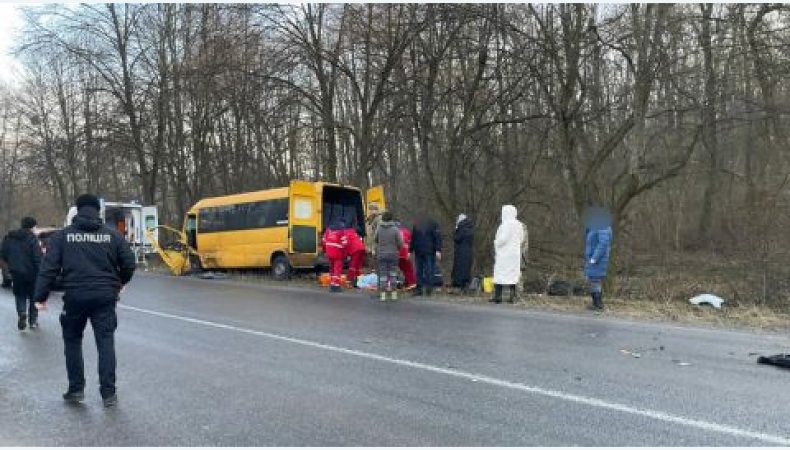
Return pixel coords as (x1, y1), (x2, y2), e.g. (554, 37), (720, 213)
(34, 194), (136, 407)
(0, 217), (42, 329)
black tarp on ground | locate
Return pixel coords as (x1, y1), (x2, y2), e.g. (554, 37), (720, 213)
(758, 354), (790, 369)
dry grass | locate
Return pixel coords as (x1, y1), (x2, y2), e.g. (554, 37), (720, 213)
(444, 292), (790, 332)
(143, 257), (790, 332)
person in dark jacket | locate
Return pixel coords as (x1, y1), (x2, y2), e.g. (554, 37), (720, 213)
(1, 217), (42, 330)
(34, 194), (136, 407)
(451, 214), (474, 292)
(409, 214), (442, 297)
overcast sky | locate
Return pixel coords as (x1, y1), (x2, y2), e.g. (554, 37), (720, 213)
(0, 2), (25, 85)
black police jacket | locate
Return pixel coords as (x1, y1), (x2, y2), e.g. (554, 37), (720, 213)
(34, 207), (136, 302)
(0, 229), (42, 280)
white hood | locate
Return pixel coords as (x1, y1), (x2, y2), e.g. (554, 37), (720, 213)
(501, 205), (517, 222)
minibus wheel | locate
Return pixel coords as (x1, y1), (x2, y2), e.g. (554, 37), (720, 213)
(272, 254), (292, 280)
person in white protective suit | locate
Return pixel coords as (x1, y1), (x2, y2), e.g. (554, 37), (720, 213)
(490, 205), (526, 304)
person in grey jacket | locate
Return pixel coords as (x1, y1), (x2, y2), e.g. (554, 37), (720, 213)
(375, 212), (403, 301)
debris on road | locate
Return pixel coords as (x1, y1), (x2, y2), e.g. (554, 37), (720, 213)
(757, 354), (790, 369)
(620, 349), (642, 358)
(620, 346), (665, 359)
(196, 271), (230, 280)
(689, 293), (726, 309)
(672, 359), (692, 366)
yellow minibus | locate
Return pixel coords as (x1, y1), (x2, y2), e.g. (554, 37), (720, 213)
(176, 180), (384, 279)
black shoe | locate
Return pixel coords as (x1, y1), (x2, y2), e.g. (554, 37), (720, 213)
(29, 321), (38, 330)
(62, 390), (85, 403)
(587, 301), (604, 311)
(488, 298), (502, 304)
(103, 394), (118, 408)
(591, 292), (604, 310)
(17, 313), (27, 331)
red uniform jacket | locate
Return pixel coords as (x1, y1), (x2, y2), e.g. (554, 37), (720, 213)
(322, 228), (346, 259)
(343, 228), (366, 255)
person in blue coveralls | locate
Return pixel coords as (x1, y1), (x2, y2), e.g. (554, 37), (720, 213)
(583, 206), (613, 311)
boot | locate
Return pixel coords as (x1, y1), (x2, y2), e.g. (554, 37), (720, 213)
(17, 313), (27, 331)
(589, 292), (604, 310)
(103, 393), (118, 408)
(489, 285), (503, 303)
(390, 291), (398, 301)
(62, 389), (85, 403)
(380, 291), (387, 302)
(507, 286), (517, 304)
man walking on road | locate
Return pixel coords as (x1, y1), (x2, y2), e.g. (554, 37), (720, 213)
(34, 194), (136, 407)
(1, 217), (42, 330)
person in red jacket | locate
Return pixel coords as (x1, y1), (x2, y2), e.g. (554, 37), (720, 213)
(322, 220), (347, 293)
(398, 222), (417, 290)
(343, 225), (366, 287)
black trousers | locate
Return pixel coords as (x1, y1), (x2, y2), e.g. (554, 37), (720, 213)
(415, 253), (436, 292)
(60, 296), (118, 398)
(11, 275), (36, 322)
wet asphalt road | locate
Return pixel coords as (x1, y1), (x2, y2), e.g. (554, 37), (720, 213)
(1, 273), (789, 446)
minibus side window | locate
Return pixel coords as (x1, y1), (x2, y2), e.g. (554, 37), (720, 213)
(247, 198), (288, 228)
(199, 199), (289, 233)
(270, 199), (288, 226)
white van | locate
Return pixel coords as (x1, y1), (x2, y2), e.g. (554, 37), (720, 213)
(66, 200), (158, 264)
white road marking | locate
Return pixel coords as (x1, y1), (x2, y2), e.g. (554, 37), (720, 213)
(121, 303), (789, 445)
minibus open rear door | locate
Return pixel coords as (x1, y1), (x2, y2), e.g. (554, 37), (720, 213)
(289, 180), (319, 255)
(366, 185), (386, 214)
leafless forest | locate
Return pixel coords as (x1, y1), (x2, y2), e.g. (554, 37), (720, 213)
(1, 4), (790, 306)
